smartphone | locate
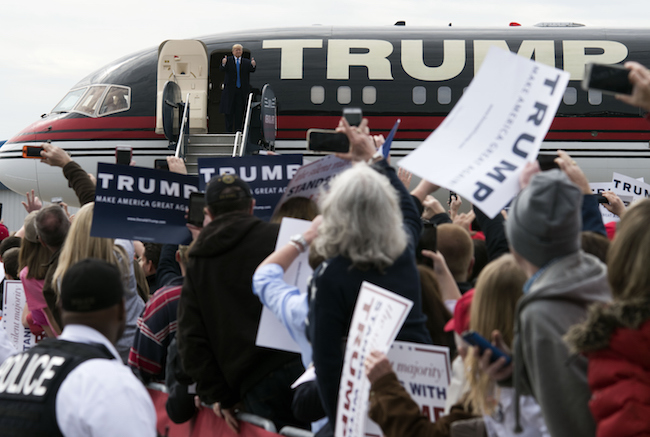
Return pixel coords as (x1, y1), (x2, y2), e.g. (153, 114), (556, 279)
(154, 159), (169, 171)
(343, 107), (363, 127)
(449, 191), (457, 205)
(537, 153), (560, 171)
(416, 222), (437, 268)
(462, 330), (512, 365)
(596, 194), (609, 204)
(582, 63), (633, 96)
(115, 146), (133, 165)
(51, 197), (63, 205)
(0, 203), (3, 221)
(307, 129), (350, 153)
(22, 145), (43, 159)
(187, 192), (205, 227)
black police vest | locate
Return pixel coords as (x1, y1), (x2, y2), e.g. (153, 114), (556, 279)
(0, 338), (115, 437)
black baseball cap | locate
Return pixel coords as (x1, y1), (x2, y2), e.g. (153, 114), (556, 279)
(61, 259), (124, 312)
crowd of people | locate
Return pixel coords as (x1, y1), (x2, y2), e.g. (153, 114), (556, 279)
(0, 61), (647, 437)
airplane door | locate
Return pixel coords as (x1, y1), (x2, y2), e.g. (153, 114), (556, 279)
(208, 49), (251, 133)
(156, 40), (209, 134)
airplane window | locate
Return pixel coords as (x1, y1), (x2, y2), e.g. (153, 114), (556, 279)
(438, 87), (452, 105)
(563, 87), (577, 105)
(52, 88), (88, 113)
(337, 87), (351, 105)
(99, 86), (131, 116)
(362, 86), (376, 105)
(413, 87), (426, 105)
(311, 86), (325, 105)
(588, 89), (602, 105)
(74, 86), (107, 116)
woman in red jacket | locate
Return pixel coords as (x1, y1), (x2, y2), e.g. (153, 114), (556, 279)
(566, 199), (650, 437)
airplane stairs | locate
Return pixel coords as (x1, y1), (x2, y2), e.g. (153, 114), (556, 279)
(183, 133), (242, 176)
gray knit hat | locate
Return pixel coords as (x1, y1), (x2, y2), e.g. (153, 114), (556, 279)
(505, 169), (582, 267)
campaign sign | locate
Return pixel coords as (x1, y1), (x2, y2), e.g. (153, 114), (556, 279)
(2, 280), (37, 351)
(364, 341), (451, 436)
(335, 282), (413, 437)
(399, 46), (570, 218)
(611, 172), (650, 201)
(198, 155), (303, 221)
(274, 155), (352, 213)
(91, 163), (199, 244)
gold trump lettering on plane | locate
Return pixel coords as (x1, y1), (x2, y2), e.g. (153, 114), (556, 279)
(262, 39), (628, 81)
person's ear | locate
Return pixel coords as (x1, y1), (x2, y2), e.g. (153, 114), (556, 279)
(249, 199), (256, 215)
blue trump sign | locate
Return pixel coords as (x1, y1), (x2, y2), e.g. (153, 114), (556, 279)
(198, 155), (303, 221)
(91, 163), (199, 244)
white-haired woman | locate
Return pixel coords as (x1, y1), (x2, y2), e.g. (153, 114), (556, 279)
(307, 119), (434, 428)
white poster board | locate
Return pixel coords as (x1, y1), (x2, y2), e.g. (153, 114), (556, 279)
(335, 282), (413, 437)
(364, 341), (451, 436)
(2, 280), (37, 352)
(400, 46), (570, 218)
(255, 218), (313, 354)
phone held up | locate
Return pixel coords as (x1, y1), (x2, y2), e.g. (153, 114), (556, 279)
(22, 145), (43, 159)
(307, 129), (350, 153)
(187, 192), (205, 227)
(154, 159), (170, 171)
(582, 63), (633, 96)
(343, 107), (363, 127)
(462, 330), (512, 365)
(115, 146), (133, 165)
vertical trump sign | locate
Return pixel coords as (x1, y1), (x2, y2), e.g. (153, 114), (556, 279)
(400, 47), (570, 218)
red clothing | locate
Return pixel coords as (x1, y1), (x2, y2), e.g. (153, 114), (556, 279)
(566, 300), (650, 437)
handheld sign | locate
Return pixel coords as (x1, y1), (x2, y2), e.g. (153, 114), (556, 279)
(92, 163), (199, 244)
(399, 47), (570, 218)
(274, 155), (352, 214)
(611, 172), (650, 201)
(364, 341), (451, 436)
(2, 280), (37, 351)
(335, 282), (413, 437)
(198, 155), (302, 222)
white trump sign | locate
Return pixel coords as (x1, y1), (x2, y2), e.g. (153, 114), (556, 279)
(400, 46), (570, 218)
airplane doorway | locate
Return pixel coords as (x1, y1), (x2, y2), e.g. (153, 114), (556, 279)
(208, 49), (251, 133)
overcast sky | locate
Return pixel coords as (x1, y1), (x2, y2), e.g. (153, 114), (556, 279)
(1, 0), (646, 140)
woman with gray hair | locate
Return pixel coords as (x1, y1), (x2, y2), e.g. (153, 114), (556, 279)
(307, 118), (433, 430)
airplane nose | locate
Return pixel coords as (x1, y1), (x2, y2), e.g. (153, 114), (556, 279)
(0, 144), (39, 198)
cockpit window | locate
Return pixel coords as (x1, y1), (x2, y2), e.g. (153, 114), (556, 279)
(52, 88), (87, 113)
(75, 86), (107, 116)
(51, 85), (131, 117)
(98, 86), (130, 115)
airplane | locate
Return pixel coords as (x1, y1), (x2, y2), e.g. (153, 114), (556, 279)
(2, 23), (650, 206)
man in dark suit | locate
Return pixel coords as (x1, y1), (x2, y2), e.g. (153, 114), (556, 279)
(220, 44), (256, 133)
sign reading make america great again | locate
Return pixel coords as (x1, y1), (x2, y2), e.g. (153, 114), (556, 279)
(91, 163), (199, 244)
(198, 155), (303, 222)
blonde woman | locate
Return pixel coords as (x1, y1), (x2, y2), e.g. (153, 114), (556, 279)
(51, 203), (144, 363)
(19, 211), (60, 337)
(464, 255), (548, 437)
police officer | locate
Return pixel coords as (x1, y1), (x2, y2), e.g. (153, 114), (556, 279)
(0, 259), (156, 436)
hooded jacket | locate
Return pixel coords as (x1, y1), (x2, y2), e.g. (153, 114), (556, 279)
(565, 298), (650, 437)
(177, 211), (298, 407)
(512, 250), (611, 437)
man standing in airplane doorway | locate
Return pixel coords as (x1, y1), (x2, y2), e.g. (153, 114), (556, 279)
(220, 44), (256, 133)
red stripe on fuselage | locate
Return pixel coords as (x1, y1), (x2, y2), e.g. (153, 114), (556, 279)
(7, 114), (650, 144)
(7, 116), (164, 143)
